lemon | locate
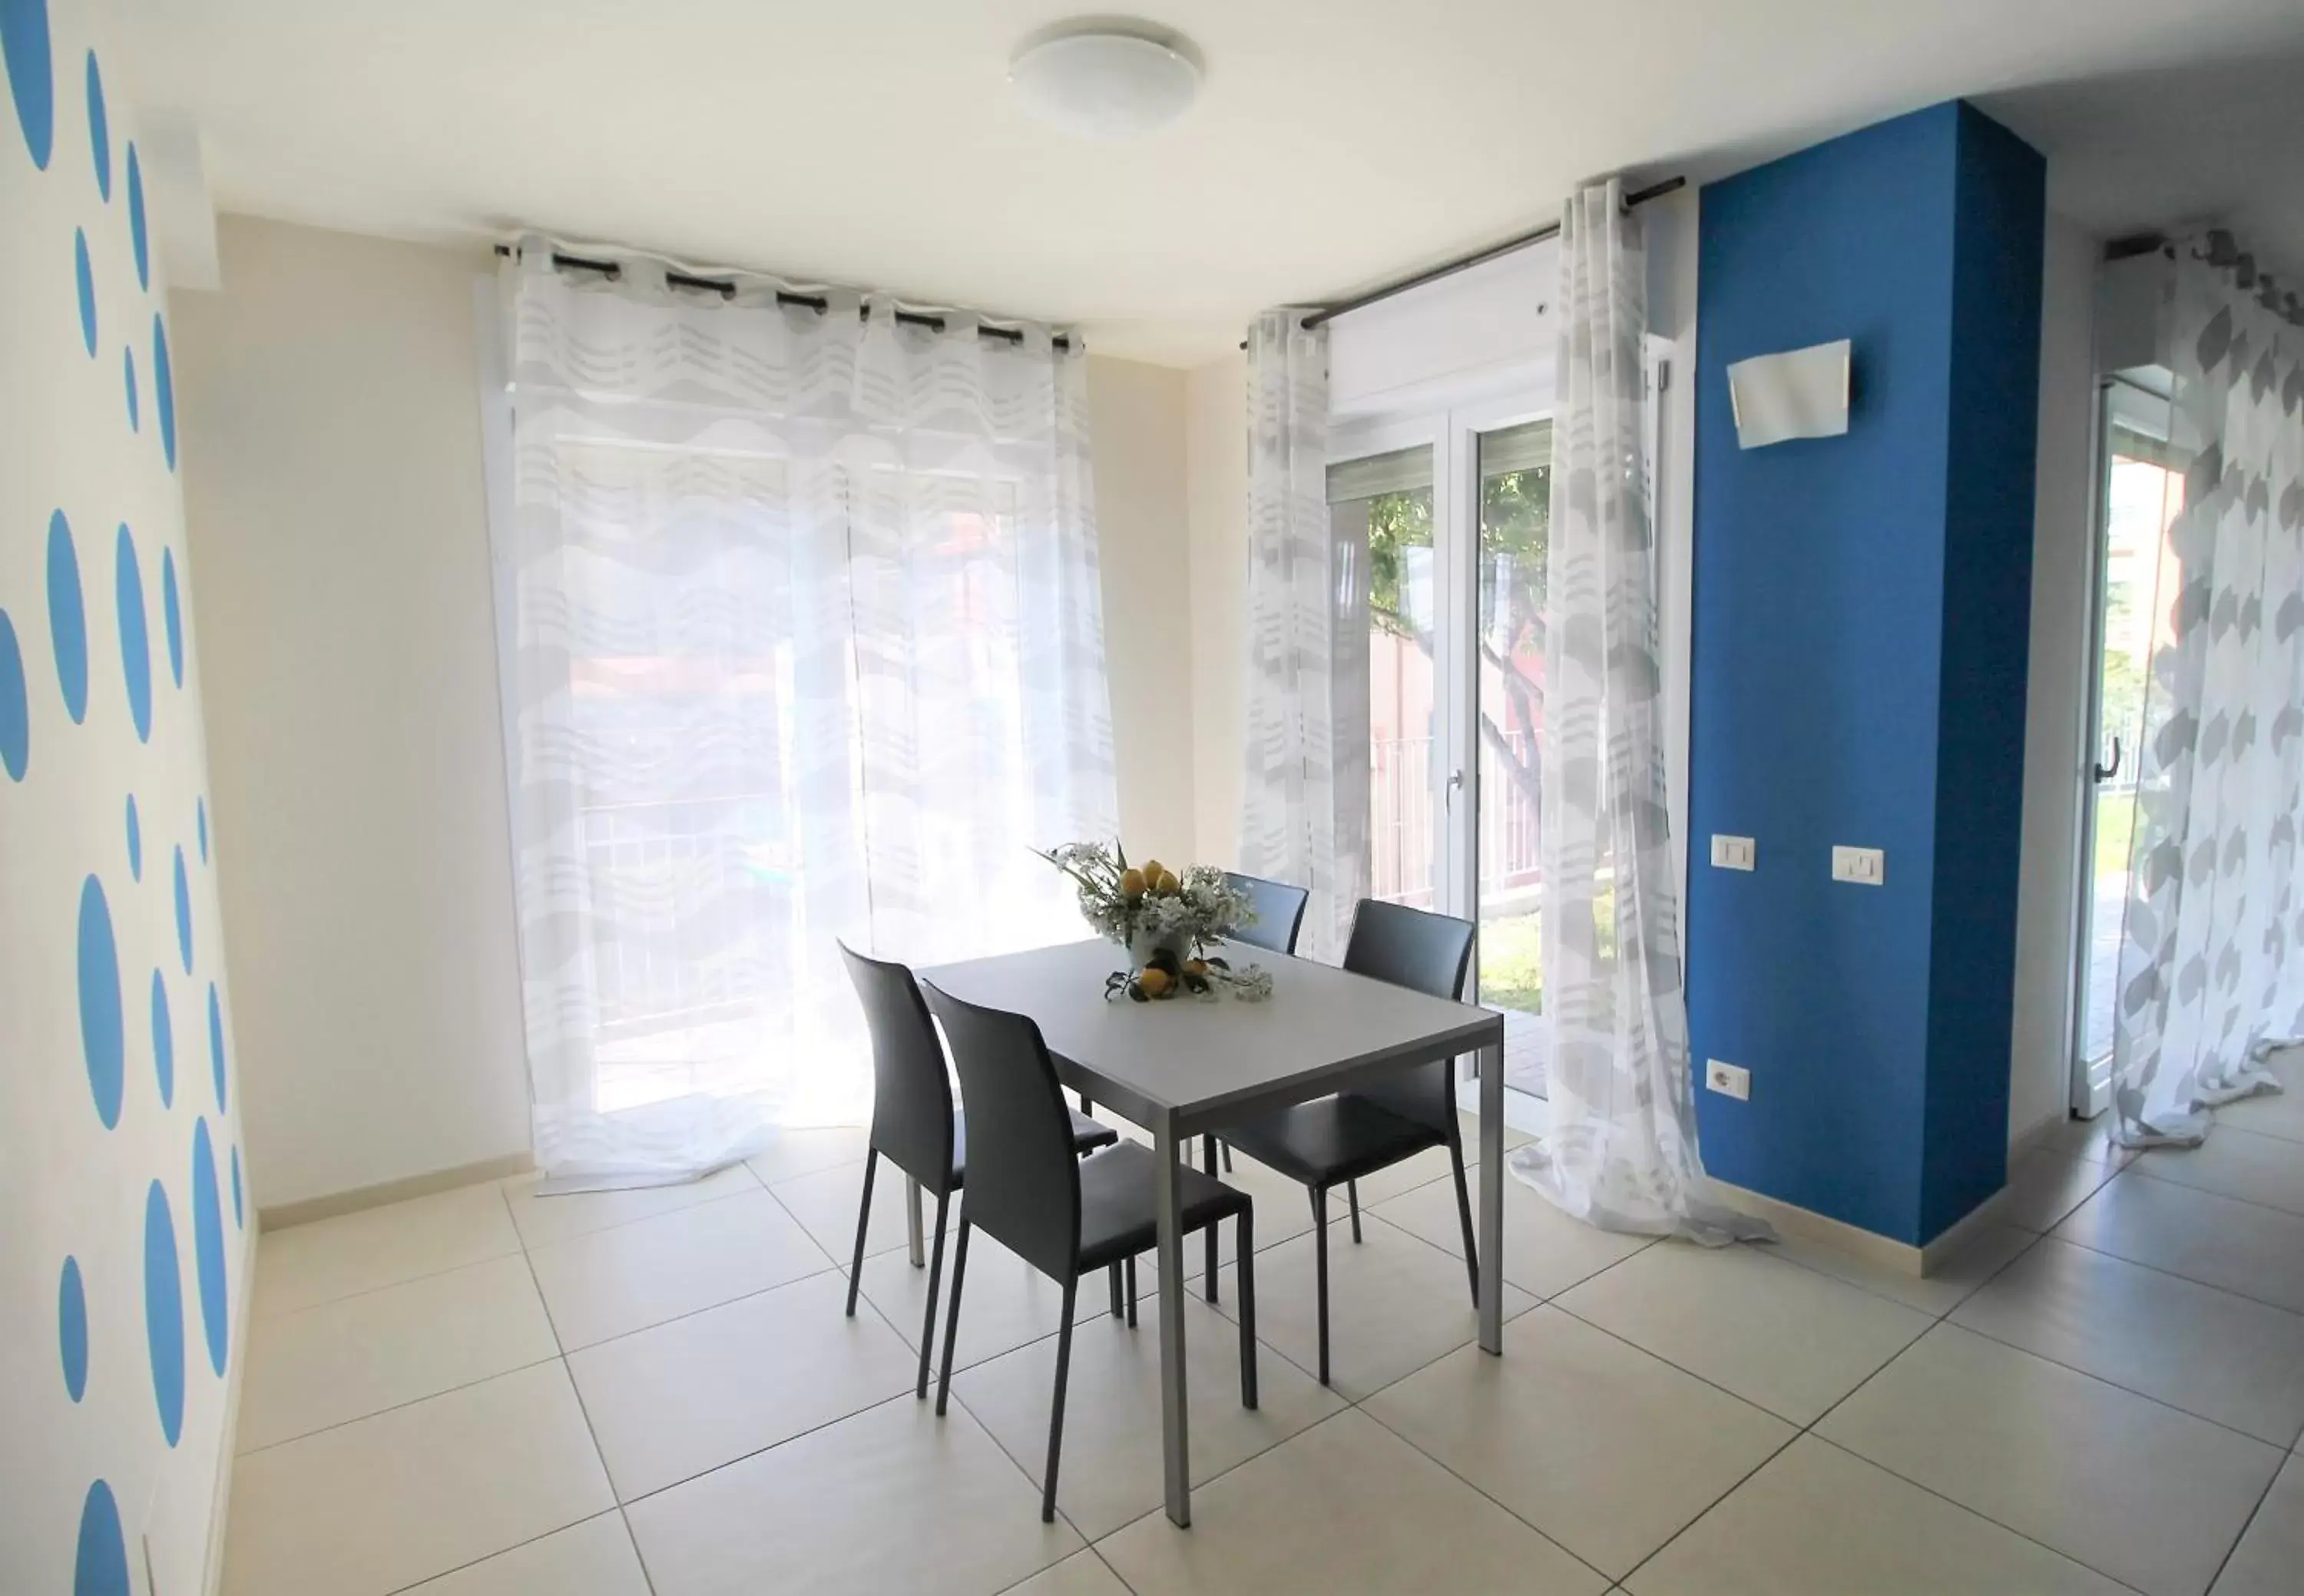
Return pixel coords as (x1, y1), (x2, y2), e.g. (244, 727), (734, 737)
(1119, 868), (1147, 898)
(1137, 967), (1173, 998)
(1155, 869), (1180, 895)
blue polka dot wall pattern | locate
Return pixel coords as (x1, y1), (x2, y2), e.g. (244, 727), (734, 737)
(127, 137), (147, 289)
(0, 605), (26, 780)
(124, 344), (137, 431)
(151, 969), (174, 1108)
(172, 845), (192, 972)
(82, 45), (104, 197)
(59, 1254), (88, 1402)
(74, 225), (94, 353)
(77, 875), (124, 1130)
(2, 0), (54, 170)
(143, 1180), (185, 1447)
(162, 547), (183, 687)
(76, 1479), (131, 1596)
(125, 792), (141, 878)
(48, 508), (88, 723)
(153, 311), (175, 469)
(114, 522), (151, 741)
(192, 1120), (229, 1376)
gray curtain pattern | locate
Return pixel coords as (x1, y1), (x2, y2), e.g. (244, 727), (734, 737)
(1508, 182), (1763, 1243)
(1238, 310), (1369, 960)
(2112, 234), (2304, 1146)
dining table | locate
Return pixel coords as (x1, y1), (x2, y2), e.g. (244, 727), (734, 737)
(915, 935), (1509, 1528)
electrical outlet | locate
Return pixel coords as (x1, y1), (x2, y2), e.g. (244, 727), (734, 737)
(1705, 1059), (1750, 1101)
(1710, 834), (1756, 871)
(1831, 845), (1885, 886)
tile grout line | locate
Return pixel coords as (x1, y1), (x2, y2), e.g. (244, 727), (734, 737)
(2031, 1209), (2304, 1320)
(2200, 1439), (2289, 1596)
(2112, 1151), (2304, 1222)
(507, 1182), (664, 1596)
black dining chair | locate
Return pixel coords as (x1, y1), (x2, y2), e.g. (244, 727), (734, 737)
(920, 979), (1258, 1524)
(1203, 898), (1478, 1385)
(1223, 871), (1310, 956)
(838, 942), (1120, 1399)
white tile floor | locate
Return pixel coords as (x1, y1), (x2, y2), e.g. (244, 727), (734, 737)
(224, 1079), (2304, 1596)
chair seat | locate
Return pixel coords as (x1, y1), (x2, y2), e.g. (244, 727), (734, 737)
(1074, 1141), (1251, 1273)
(1217, 1094), (1447, 1191)
(952, 1108), (1116, 1185)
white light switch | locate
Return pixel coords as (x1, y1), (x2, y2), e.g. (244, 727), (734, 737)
(1832, 846), (1885, 886)
(1705, 1059), (1750, 1100)
(1710, 834), (1756, 871)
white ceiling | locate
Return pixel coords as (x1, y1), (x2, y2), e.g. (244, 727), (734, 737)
(110, 0), (2304, 366)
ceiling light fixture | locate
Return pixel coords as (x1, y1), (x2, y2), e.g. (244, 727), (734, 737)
(1008, 22), (1203, 141)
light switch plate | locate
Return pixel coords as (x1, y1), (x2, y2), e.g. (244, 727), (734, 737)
(1710, 834), (1756, 871)
(1832, 846), (1885, 886)
(1705, 1059), (1750, 1100)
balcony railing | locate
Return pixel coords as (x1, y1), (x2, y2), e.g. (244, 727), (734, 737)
(1370, 733), (1543, 906)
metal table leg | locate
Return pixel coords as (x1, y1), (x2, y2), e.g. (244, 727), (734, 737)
(1479, 1037), (1505, 1353)
(1154, 1108), (1192, 1526)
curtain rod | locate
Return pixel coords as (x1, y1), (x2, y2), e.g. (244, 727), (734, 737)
(1300, 175), (1686, 333)
(492, 243), (1074, 351)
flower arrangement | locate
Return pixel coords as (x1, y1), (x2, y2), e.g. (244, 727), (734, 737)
(1035, 841), (1273, 1002)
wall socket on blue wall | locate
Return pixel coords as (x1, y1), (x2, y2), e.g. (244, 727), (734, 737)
(1705, 1060), (1751, 1100)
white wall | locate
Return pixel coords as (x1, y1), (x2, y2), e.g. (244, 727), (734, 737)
(173, 217), (534, 1213)
(171, 217), (1206, 1206)
(2, 1), (252, 1587)
(2008, 211), (2102, 1146)
(1186, 353), (1248, 865)
(1088, 358), (1197, 866)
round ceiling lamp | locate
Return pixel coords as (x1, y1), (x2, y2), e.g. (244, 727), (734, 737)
(1008, 25), (1203, 140)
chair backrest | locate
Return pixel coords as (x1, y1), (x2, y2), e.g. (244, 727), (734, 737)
(1224, 872), (1310, 955)
(918, 981), (1081, 1283)
(839, 942), (956, 1194)
(1341, 899), (1476, 1137)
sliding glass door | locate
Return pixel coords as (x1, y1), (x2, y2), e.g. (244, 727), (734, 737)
(2072, 382), (2187, 1113)
(1329, 403), (1553, 1100)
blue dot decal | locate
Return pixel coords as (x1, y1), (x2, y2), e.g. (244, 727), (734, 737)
(126, 793), (141, 878)
(115, 523), (151, 742)
(231, 1145), (243, 1229)
(192, 1119), (228, 1376)
(197, 796), (208, 861)
(1, 0), (53, 171)
(83, 48), (105, 197)
(207, 982), (227, 1112)
(144, 1180), (184, 1447)
(151, 969), (174, 1107)
(74, 227), (94, 354)
(127, 141), (147, 288)
(162, 548), (183, 687)
(59, 1256), (88, 1401)
(172, 846), (192, 972)
(153, 312), (175, 468)
(124, 345), (137, 431)
(48, 508), (87, 723)
(0, 608), (25, 780)
(74, 1479), (131, 1596)
(78, 876), (124, 1130)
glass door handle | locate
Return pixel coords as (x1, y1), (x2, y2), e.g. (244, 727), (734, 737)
(1445, 769), (1465, 810)
(2093, 736), (2122, 783)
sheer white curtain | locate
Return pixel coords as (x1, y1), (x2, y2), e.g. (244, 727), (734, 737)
(1239, 310), (1369, 959)
(2110, 233), (2304, 1147)
(1507, 184), (1765, 1243)
(500, 243), (1117, 1180)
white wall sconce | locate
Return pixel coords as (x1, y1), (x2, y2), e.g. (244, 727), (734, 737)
(1726, 339), (1852, 449)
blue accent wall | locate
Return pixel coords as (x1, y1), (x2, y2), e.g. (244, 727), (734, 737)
(1689, 101), (2044, 1247)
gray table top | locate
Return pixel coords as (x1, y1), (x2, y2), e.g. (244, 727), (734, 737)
(917, 937), (1503, 1131)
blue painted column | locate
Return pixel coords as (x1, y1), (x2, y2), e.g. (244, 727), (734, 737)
(1687, 101), (2045, 1247)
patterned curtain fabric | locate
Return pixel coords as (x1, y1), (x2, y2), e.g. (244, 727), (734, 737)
(1508, 184), (1764, 1243)
(2111, 236), (2304, 1147)
(502, 244), (1117, 1179)
(1238, 310), (1369, 960)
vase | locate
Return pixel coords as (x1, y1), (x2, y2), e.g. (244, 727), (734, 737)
(1124, 925), (1192, 969)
